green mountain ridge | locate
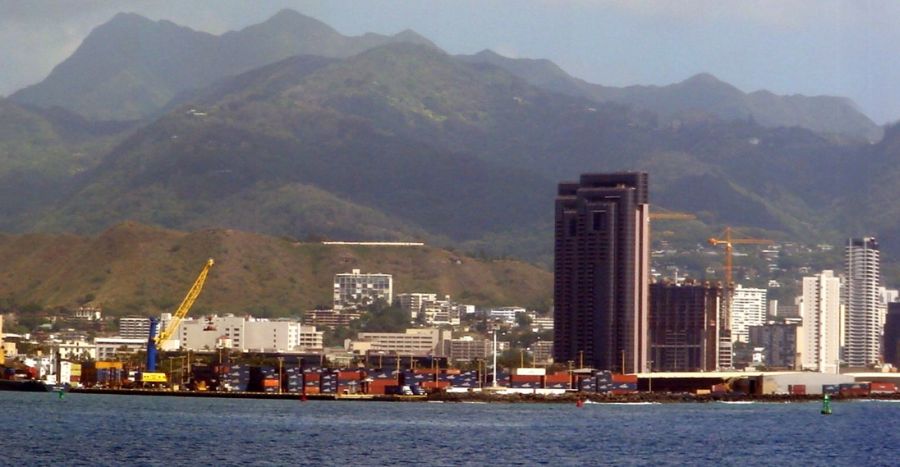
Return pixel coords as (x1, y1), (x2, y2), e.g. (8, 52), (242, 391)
(11, 43), (866, 259)
(4, 13), (900, 271)
(460, 51), (882, 142)
(10, 10), (437, 121)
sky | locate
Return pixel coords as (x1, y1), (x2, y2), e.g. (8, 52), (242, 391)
(2, 0), (899, 123)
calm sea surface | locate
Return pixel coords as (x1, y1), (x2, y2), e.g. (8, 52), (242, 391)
(1, 392), (898, 466)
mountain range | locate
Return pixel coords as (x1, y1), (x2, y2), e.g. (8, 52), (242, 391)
(460, 50), (882, 142)
(2, 9), (900, 287)
(10, 10), (435, 121)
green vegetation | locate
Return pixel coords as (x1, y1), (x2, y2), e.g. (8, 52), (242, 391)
(0, 223), (552, 317)
(4, 11), (900, 277)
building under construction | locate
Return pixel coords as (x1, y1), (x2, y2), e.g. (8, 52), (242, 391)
(649, 281), (722, 372)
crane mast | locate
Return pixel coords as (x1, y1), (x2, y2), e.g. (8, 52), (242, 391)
(708, 227), (772, 369)
(145, 258), (214, 374)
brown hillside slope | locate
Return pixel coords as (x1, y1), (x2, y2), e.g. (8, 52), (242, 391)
(0, 222), (551, 316)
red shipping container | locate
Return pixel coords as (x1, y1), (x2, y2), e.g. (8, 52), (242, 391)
(510, 375), (542, 383)
(338, 371), (361, 381)
(445, 369), (461, 375)
(414, 369), (437, 375)
(304, 387), (320, 395)
(367, 379), (400, 395)
(869, 382), (897, 393)
(789, 384), (806, 395)
(304, 373), (321, 382)
(544, 373), (571, 384)
(611, 374), (638, 384)
(422, 381), (451, 390)
(610, 389), (638, 396)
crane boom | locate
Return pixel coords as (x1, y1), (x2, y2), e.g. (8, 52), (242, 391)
(145, 258), (214, 374)
(156, 258), (215, 345)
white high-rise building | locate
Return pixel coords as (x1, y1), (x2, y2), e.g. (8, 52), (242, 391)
(843, 237), (883, 367)
(333, 269), (393, 311)
(731, 286), (767, 343)
(119, 317), (150, 339)
(800, 270), (842, 373)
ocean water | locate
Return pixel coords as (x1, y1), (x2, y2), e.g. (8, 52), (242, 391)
(1, 393), (897, 466)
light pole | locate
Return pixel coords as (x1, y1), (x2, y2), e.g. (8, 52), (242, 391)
(492, 329), (498, 388)
(278, 356), (284, 395)
(648, 360), (653, 393)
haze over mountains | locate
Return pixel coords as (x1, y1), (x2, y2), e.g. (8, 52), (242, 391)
(3, 9), (900, 275)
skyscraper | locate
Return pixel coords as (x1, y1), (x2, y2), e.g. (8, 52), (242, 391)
(553, 173), (650, 373)
(730, 285), (767, 343)
(649, 281), (722, 372)
(800, 270), (842, 373)
(884, 302), (900, 368)
(843, 237), (882, 367)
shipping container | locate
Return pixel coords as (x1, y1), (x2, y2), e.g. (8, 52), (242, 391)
(367, 379), (400, 395)
(513, 368), (546, 376)
(868, 382), (897, 394)
(263, 379), (280, 388)
(822, 384), (840, 395)
(839, 383), (870, 397)
(544, 373), (572, 384)
(788, 384), (806, 395)
(94, 361), (124, 370)
(596, 371), (613, 384)
(338, 370), (363, 381)
(421, 381), (451, 391)
(611, 374), (638, 384)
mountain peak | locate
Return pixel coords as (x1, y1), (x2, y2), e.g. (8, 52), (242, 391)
(109, 12), (154, 24)
(682, 72), (726, 86)
(475, 49), (503, 59)
(254, 8), (337, 34)
(95, 12), (162, 34)
(391, 29), (436, 47)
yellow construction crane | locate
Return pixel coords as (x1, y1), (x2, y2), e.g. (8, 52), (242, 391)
(649, 210), (697, 222)
(708, 227), (773, 335)
(144, 258), (214, 378)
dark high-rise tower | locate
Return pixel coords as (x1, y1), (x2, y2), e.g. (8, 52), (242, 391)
(553, 173), (649, 373)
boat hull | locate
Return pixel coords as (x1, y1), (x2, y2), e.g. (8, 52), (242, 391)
(0, 379), (52, 392)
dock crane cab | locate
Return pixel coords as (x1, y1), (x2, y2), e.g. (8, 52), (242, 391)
(140, 258), (214, 385)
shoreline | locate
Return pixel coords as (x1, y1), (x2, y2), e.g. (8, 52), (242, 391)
(63, 387), (900, 404)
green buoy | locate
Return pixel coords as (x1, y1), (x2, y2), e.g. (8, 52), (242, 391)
(820, 393), (832, 415)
